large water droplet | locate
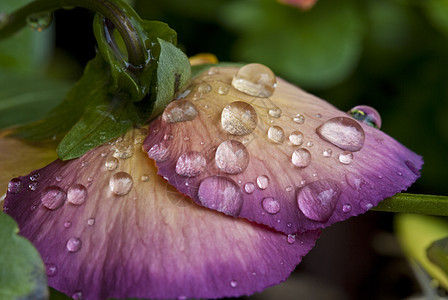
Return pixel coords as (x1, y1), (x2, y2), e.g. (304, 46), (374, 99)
(198, 176), (243, 216)
(215, 140), (249, 174)
(66, 237), (82, 253)
(147, 143), (170, 162)
(163, 100), (198, 123)
(231, 63), (276, 97)
(105, 157), (119, 171)
(289, 131), (304, 146)
(221, 101), (258, 135)
(41, 186), (66, 210)
(67, 184), (88, 205)
(339, 151), (354, 164)
(26, 12), (52, 32)
(8, 178), (22, 194)
(349, 105), (382, 129)
(316, 117), (365, 152)
(297, 179), (341, 222)
(291, 148), (311, 168)
(176, 151), (206, 177)
(257, 175), (270, 190)
(262, 197), (280, 214)
(267, 126), (285, 144)
(109, 172), (134, 196)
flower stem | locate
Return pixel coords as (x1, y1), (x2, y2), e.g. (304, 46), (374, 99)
(373, 193), (448, 216)
(0, 0), (147, 67)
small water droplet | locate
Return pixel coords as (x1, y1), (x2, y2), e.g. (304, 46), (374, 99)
(41, 186), (66, 210)
(267, 126), (285, 144)
(286, 186), (294, 192)
(316, 117), (365, 152)
(397, 171), (403, 176)
(46, 263), (57, 277)
(26, 12), (52, 32)
(339, 151), (354, 164)
(232, 63), (276, 97)
(28, 182), (38, 191)
(306, 141), (314, 147)
(147, 143), (170, 162)
(291, 148), (311, 168)
(289, 131), (304, 146)
(269, 108), (282, 118)
(29, 172), (40, 182)
(297, 179), (341, 222)
(140, 175), (150, 182)
(287, 234), (296, 244)
(105, 157), (119, 171)
(244, 182), (255, 194)
(315, 113), (322, 118)
(87, 218), (95, 226)
(215, 140), (249, 174)
(345, 173), (365, 190)
(30, 205), (37, 211)
(175, 151), (206, 177)
(218, 85), (229, 95)
(257, 175), (270, 190)
(286, 222), (292, 228)
(323, 149), (332, 157)
(365, 203), (373, 209)
(72, 291), (83, 300)
(198, 176), (243, 216)
(64, 221), (71, 228)
(293, 114), (305, 124)
(208, 67), (219, 75)
(163, 100), (198, 123)
(405, 160), (420, 176)
(348, 105), (382, 129)
(221, 101), (258, 135)
(197, 83), (212, 94)
(55, 175), (63, 182)
(66, 237), (82, 252)
(230, 280), (238, 288)
(67, 184), (87, 205)
(342, 204), (352, 213)
(262, 197), (280, 214)
(81, 161), (89, 167)
(109, 172), (134, 196)
(8, 178), (22, 194)
(176, 89), (191, 100)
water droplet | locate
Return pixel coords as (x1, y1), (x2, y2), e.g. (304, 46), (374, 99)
(87, 218), (95, 226)
(323, 149), (332, 157)
(147, 143), (170, 162)
(29, 183), (39, 191)
(297, 179), (341, 222)
(269, 108), (282, 118)
(66, 237), (82, 253)
(293, 114), (305, 124)
(163, 100), (198, 123)
(215, 140), (249, 174)
(112, 142), (134, 159)
(198, 176), (243, 216)
(81, 161), (89, 167)
(256, 175), (270, 190)
(208, 67), (219, 75)
(316, 117), (365, 152)
(315, 113), (322, 118)
(306, 141), (314, 147)
(109, 172), (134, 196)
(29, 172), (40, 182)
(41, 186), (66, 210)
(218, 85), (229, 95)
(349, 105), (382, 129)
(339, 151), (354, 164)
(287, 234), (296, 244)
(291, 148), (311, 168)
(231, 63), (276, 97)
(221, 101), (258, 135)
(286, 222), (292, 228)
(46, 263), (57, 277)
(176, 151), (206, 177)
(67, 184), (88, 205)
(197, 83), (212, 94)
(72, 291), (83, 300)
(405, 160), (420, 176)
(55, 175), (63, 182)
(342, 204), (352, 213)
(267, 126), (285, 144)
(230, 280), (238, 288)
(8, 178), (22, 194)
(244, 182), (255, 194)
(26, 12), (52, 32)
(289, 131), (304, 146)
(105, 157), (119, 170)
(286, 186), (294, 192)
(365, 203), (373, 209)
(140, 175), (150, 182)
(262, 197), (280, 214)
(64, 221), (71, 228)
(345, 173), (365, 190)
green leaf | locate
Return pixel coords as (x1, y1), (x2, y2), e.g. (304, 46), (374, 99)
(424, 0), (448, 39)
(0, 211), (48, 300)
(0, 73), (71, 129)
(149, 38), (191, 119)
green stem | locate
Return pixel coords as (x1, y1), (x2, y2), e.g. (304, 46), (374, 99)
(0, 0), (147, 67)
(373, 193), (448, 216)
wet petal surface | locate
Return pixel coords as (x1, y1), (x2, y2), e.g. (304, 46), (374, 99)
(3, 128), (319, 300)
(143, 66), (423, 234)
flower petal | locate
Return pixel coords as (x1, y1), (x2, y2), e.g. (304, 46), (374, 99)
(143, 65), (423, 234)
(3, 128), (319, 300)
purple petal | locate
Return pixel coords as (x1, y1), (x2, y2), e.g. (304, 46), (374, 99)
(143, 65), (423, 234)
(3, 128), (319, 300)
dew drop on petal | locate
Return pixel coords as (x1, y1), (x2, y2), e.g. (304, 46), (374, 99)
(316, 117), (365, 152)
(41, 186), (66, 210)
(87, 218), (95, 226)
(72, 291), (83, 300)
(342, 204), (352, 213)
(323, 149), (332, 157)
(269, 108), (282, 118)
(64, 221), (71, 228)
(8, 178), (22, 194)
(230, 280), (238, 288)
(218, 85), (229, 95)
(112, 142), (134, 159)
(262, 197), (280, 214)
(231, 63), (276, 97)
(267, 126), (285, 144)
(293, 114), (305, 124)
(197, 83), (212, 94)
(147, 143), (170, 162)
(345, 173), (365, 190)
(289, 131), (304, 146)
(257, 175), (270, 190)
(67, 184), (88, 205)
(339, 151), (354, 165)
(29, 172), (40, 182)
(215, 140), (249, 174)
(221, 101), (258, 135)
(297, 179), (341, 222)
(198, 176), (243, 216)
(46, 263), (57, 277)
(140, 175), (150, 182)
(291, 148), (312, 168)
(163, 100), (198, 123)
(66, 237), (82, 253)
(109, 172), (134, 196)
(105, 157), (119, 171)
(175, 151), (207, 177)
(349, 105), (382, 129)
(28, 182), (38, 191)
(244, 182), (255, 194)
(405, 160), (420, 176)
(287, 234), (296, 244)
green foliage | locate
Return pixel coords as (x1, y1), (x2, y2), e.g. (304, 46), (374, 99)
(0, 212), (48, 300)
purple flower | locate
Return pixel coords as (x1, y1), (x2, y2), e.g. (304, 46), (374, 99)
(3, 63), (422, 300)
